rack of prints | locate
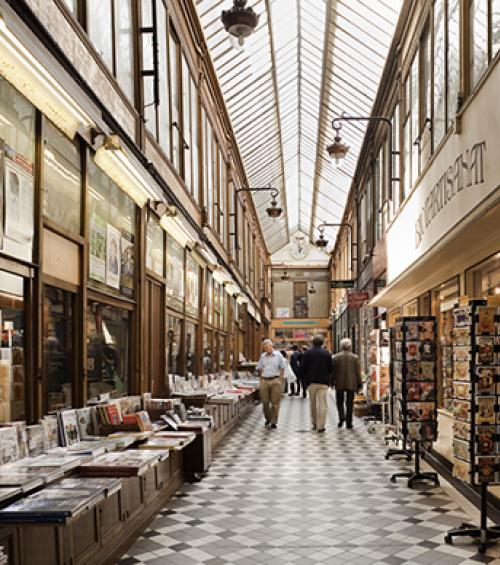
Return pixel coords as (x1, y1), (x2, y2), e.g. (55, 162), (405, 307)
(389, 317), (439, 487)
(451, 301), (500, 485)
(446, 300), (500, 553)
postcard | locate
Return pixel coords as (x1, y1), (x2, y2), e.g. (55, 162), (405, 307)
(453, 458), (471, 482)
(405, 322), (419, 341)
(477, 367), (496, 395)
(453, 438), (470, 461)
(452, 400), (470, 421)
(406, 360), (420, 379)
(406, 342), (420, 361)
(454, 307), (471, 328)
(421, 340), (435, 361)
(477, 337), (495, 365)
(419, 321), (435, 341)
(477, 457), (496, 483)
(477, 306), (496, 335)
(477, 426), (496, 455)
(454, 362), (470, 382)
(453, 382), (470, 400)
(420, 382), (436, 401)
(406, 383), (420, 401)
(453, 327), (471, 346)
(477, 396), (496, 425)
(453, 420), (471, 441)
(420, 362), (434, 380)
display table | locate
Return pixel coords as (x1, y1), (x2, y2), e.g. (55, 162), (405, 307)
(179, 422), (213, 479)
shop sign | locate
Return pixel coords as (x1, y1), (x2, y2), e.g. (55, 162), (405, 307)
(386, 66), (500, 284)
(276, 307), (290, 318)
(376, 279), (387, 289)
(331, 279), (355, 289)
(347, 291), (369, 309)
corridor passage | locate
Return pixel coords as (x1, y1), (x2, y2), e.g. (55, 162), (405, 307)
(119, 398), (500, 565)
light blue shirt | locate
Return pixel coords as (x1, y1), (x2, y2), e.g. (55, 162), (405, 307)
(257, 350), (285, 378)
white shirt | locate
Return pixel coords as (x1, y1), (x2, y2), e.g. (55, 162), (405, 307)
(257, 350), (285, 379)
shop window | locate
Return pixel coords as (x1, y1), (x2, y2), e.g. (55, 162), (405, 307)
(469, 0), (489, 89)
(185, 254), (199, 318)
(465, 252), (500, 296)
(170, 30), (182, 173)
(185, 322), (197, 375)
(43, 120), (82, 234)
(205, 271), (213, 325)
(219, 334), (226, 369)
(87, 0), (134, 100)
(182, 55), (198, 198)
(203, 330), (212, 374)
(63, 0), (78, 15)
(202, 109), (214, 227)
(87, 302), (130, 400)
(493, 0), (500, 55)
(165, 234), (185, 311)
(44, 286), (74, 412)
(88, 159), (136, 298)
(293, 282), (308, 319)
(391, 104), (400, 214)
(166, 315), (181, 375)
(410, 55), (419, 185)
(146, 213), (165, 277)
(0, 78), (36, 263)
(433, 0), (446, 146)
(419, 23), (431, 164)
(0, 271), (26, 421)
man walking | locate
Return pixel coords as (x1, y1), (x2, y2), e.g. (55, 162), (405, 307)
(257, 339), (285, 429)
(301, 335), (334, 432)
(333, 338), (362, 429)
(289, 345), (302, 396)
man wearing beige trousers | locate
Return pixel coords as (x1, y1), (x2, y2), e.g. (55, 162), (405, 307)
(301, 335), (334, 432)
(257, 339), (285, 429)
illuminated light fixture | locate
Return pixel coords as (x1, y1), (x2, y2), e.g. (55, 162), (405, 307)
(281, 270), (289, 281)
(93, 136), (155, 207)
(235, 186), (282, 219)
(495, 287), (500, 295)
(221, 0), (259, 50)
(0, 14), (94, 138)
(326, 121), (349, 168)
(315, 225), (328, 248)
(308, 283), (316, 295)
(160, 215), (197, 250)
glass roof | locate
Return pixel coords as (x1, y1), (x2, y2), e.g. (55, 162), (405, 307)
(195, 0), (402, 254)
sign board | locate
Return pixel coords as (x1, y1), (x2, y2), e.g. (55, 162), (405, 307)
(275, 307), (290, 318)
(376, 279), (387, 289)
(331, 280), (355, 289)
(347, 291), (369, 309)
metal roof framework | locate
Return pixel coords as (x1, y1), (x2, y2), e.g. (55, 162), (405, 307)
(195, 0), (401, 254)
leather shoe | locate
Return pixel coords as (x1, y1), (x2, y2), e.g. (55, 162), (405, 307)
(317, 428), (326, 433)
(338, 421), (344, 428)
(346, 424), (353, 429)
(271, 423), (277, 429)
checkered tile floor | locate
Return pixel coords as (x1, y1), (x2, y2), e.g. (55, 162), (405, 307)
(119, 395), (500, 564)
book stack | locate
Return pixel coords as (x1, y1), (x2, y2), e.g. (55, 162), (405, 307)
(452, 301), (500, 484)
(392, 317), (438, 443)
(79, 450), (160, 477)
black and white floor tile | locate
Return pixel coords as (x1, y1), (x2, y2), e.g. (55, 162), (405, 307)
(119, 395), (500, 565)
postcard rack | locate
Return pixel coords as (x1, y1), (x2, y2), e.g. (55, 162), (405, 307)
(389, 317), (439, 487)
(447, 300), (500, 553)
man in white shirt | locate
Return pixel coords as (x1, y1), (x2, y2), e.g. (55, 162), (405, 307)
(257, 339), (285, 429)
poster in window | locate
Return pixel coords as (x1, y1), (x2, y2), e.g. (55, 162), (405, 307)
(120, 233), (134, 297)
(186, 255), (199, 315)
(105, 224), (121, 289)
(89, 213), (106, 282)
(166, 235), (184, 308)
(3, 152), (33, 244)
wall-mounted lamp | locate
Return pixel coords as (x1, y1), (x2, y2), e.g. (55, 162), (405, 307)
(235, 186), (282, 219)
(314, 222), (352, 249)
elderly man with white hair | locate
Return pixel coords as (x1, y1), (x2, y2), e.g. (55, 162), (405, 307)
(256, 339), (285, 429)
(332, 338), (362, 429)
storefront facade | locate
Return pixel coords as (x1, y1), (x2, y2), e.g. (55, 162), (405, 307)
(0, 0), (269, 423)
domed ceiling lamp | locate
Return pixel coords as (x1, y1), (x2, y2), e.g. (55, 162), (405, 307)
(221, 0), (259, 50)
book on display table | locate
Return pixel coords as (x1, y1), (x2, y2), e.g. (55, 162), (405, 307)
(446, 300), (500, 553)
(389, 317), (439, 487)
(79, 450), (160, 477)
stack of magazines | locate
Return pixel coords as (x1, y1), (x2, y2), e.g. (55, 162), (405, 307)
(79, 450), (161, 477)
(0, 478), (122, 523)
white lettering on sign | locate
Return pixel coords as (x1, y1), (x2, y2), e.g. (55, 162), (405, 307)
(415, 141), (486, 248)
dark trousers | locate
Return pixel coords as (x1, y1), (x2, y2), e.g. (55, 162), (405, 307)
(290, 379), (301, 396)
(336, 389), (354, 426)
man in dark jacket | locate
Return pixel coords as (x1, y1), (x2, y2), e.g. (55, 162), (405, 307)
(333, 338), (362, 429)
(301, 335), (334, 432)
(289, 345), (302, 397)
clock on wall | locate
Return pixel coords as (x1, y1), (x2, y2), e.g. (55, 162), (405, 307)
(290, 236), (309, 260)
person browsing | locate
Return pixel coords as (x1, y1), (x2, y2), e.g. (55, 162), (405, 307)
(257, 339), (285, 429)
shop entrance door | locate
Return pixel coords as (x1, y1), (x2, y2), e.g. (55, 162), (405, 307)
(144, 277), (165, 396)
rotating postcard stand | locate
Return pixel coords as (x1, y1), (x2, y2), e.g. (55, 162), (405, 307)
(446, 300), (500, 553)
(388, 317), (439, 488)
(386, 327), (413, 460)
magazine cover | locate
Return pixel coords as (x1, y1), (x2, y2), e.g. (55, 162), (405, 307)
(453, 420), (471, 441)
(26, 424), (45, 457)
(477, 457), (496, 483)
(419, 321), (434, 340)
(477, 426), (496, 455)
(477, 367), (496, 394)
(406, 341), (420, 361)
(453, 458), (471, 482)
(76, 407), (94, 439)
(405, 322), (419, 341)
(0, 427), (19, 464)
(477, 306), (496, 335)
(477, 396), (496, 425)
(41, 417), (59, 451)
(453, 381), (470, 400)
(453, 438), (470, 461)
(59, 410), (80, 446)
(477, 337), (495, 365)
